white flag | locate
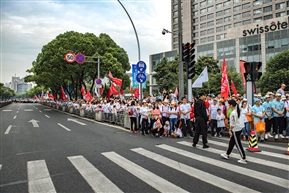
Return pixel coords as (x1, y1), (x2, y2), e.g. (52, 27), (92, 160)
(192, 66), (208, 88)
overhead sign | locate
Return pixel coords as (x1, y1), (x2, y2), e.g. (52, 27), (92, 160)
(64, 52), (75, 63)
(75, 53), (86, 64)
(95, 78), (102, 85)
(136, 72), (146, 83)
(137, 61), (146, 72)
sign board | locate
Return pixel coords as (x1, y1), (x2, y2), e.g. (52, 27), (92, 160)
(136, 72), (146, 83)
(137, 61), (146, 72)
(64, 52), (75, 63)
(95, 78), (102, 85)
(75, 53), (86, 64)
(132, 64), (139, 88)
(95, 84), (102, 88)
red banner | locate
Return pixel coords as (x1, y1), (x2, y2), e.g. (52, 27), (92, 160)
(110, 83), (119, 95)
(231, 80), (238, 96)
(60, 85), (66, 101)
(80, 85), (86, 96)
(99, 88), (104, 95)
(221, 58), (229, 99)
(34, 95), (39, 99)
(86, 92), (92, 101)
(240, 60), (246, 90)
(108, 71), (122, 86)
(134, 88), (139, 99)
(174, 87), (178, 96)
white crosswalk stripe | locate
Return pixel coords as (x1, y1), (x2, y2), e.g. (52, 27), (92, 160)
(178, 141), (288, 171)
(157, 144), (289, 188)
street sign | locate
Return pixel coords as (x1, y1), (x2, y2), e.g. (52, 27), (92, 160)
(95, 78), (102, 85)
(136, 72), (146, 83)
(64, 52), (75, 63)
(137, 61), (146, 72)
(75, 53), (86, 64)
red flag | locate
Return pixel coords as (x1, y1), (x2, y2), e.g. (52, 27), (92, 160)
(86, 92), (92, 101)
(120, 88), (124, 95)
(80, 85), (86, 96)
(108, 71), (113, 79)
(99, 88), (104, 95)
(107, 87), (111, 101)
(231, 80), (238, 96)
(110, 83), (118, 95)
(130, 85), (132, 93)
(134, 88), (139, 99)
(221, 58), (229, 99)
(34, 95), (39, 99)
(174, 87), (178, 96)
(48, 93), (54, 99)
(60, 85), (66, 101)
(108, 71), (122, 86)
(240, 60), (246, 90)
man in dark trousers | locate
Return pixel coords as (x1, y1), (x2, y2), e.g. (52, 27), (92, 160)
(193, 92), (209, 148)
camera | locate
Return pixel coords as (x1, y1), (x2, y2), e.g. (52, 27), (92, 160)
(162, 29), (166, 35)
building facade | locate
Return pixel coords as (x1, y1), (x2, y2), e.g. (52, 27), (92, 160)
(171, 0), (289, 71)
(10, 76), (32, 93)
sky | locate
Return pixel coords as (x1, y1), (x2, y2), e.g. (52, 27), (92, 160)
(0, 0), (172, 84)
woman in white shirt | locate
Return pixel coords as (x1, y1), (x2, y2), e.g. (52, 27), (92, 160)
(140, 100), (149, 135)
(221, 100), (247, 164)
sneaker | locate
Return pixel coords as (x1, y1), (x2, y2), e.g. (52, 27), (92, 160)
(192, 143), (196, 147)
(267, 133), (273, 138)
(218, 134), (222, 138)
(237, 159), (247, 164)
(279, 134), (285, 139)
(221, 153), (229, 160)
(242, 136), (246, 141)
(203, 145), (209, 148)
(274, 134), (279, 140)
(214, 133), (217, 137)
(264, 133), (268, 140)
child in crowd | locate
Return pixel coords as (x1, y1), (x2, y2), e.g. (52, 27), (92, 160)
(216, 108), (225, 137)
(152, 118), (163, 137)
(171, 124), (183, 138)
(163, 121), (170, 137)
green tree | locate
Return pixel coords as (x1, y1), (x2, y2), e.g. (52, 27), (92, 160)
(0, 83), (15, 100)
(25, 86), (44, 98)
(257, 49), (289, 94)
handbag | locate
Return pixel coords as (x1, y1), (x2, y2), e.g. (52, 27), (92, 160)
(255, 121), (265, 133)
(246, 115), (253, 122)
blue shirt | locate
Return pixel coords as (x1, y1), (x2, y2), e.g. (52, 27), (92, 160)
(262, 101), (272, 119)
(271, 99), (285, 117)
(252, 105), (265, 123)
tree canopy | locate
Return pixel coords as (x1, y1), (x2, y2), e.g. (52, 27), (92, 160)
(257, 49), (289, 94)
(25, 31), (130, 99)
(0, 83), (15, 100)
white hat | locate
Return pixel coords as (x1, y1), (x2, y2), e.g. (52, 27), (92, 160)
(265, 95), (270, 98)
(164, 99), (169, 103)
(142, 100), (147, 103)
(281, 96), (286, 100)
(276, 93), (281, 97)
(242, 98), (248, 102)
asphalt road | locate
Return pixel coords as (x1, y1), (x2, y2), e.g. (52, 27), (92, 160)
(0, 103), (288, 193)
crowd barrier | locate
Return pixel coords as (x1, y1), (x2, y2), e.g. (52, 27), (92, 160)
(0, 101), (12, 108)
(41, 102), (134, 129)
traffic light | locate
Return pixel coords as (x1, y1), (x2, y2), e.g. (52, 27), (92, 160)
(243, 62), (262, 81)
(182, 42), (190, 62)
(187, 43), (196, 79)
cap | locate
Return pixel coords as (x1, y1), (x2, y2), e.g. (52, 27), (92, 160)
(268, 92), (274, 95)
(255, 98), (260, 103)
(276, 93), (281, 97)
(286, 94), (289, 97)
(142, 100), (147, 103)
(213, 97), (218, 101)
(148, 103), (152, 106)
(265, 95), (270, 98)
(281, 96), (286, 100)
(243, 98), (248, 102)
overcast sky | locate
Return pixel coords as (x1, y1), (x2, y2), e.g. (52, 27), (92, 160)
(0, 0), (172, 83)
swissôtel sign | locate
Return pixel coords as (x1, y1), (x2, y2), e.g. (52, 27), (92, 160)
(243, 20), (288, 36)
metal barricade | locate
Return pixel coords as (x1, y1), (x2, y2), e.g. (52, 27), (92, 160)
(80, 109), (85, 117)
(124, 114), (130, 129)
(95, 111), (102, 122)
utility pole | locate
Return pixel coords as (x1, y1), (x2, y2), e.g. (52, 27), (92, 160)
(177, 0), (184, 100)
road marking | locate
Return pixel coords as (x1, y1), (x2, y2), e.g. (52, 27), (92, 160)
(36, 108), (38, 109)
(4, 125), (12, 134)
(39, 110), (42, 113)
(16, 111), (19, 113)
(45, 115), (50, 118)
(2, 110), (12, 112)
(13, 115), (17, 119)
(27, 160), (56, 193)
(68, 155), (123, 193)
(57, 123), (71, 131)
(28, 119), (39, 127)
(132, 148), (259, 193)
(24, 109), (33, 112)
(102, 152), (188, 193)
(209, 140), (288, 160)
(44, 109), (52, 111)
(67, 118), (86, 126)
(157, 144), (289, 188)
(0, 164), (2, 170)
(178, 141), (288, 171)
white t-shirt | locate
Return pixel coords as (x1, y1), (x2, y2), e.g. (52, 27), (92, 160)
(216, 113), (225, 128)
(175, 128), (183, 138)
(230, 109), (244, 132)
(241, 108), (248, 123)
(140, 106), (149, 120)
(284, 100), (289, 117)
(102, 103), (110, 113)
(209, 104), (218, 120)
(180, 103), (191, 119)
(169, 107), (179, 119)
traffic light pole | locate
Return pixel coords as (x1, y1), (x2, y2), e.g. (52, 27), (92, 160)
(178, 0), (184, 101)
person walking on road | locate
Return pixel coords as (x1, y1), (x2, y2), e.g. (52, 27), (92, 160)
(193, 92), (209, 148)
(221, 100), (247, 164)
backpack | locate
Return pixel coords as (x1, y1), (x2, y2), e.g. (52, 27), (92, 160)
(128, 108), (134, 116)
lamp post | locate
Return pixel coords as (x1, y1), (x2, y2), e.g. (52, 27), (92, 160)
(117, 0), (143, 100)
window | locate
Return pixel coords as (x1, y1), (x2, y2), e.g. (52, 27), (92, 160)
(243, 20), (251, 25)
(243, 11), (251, 18)
(234, 6), (241, 12)
(224, 16), (231, 22)
(216, 3), (223, 9)
(288, 10), (289, 15)
(207, 0), (214, 4)
(276, 2), (285, 10)
(173, 18), (178, 23)
(263, 0), (272, 3)
(201, 30), (207, 36)
(287, 1), (289, 7)
(216, 26), (223, 32)
(193, 18), (199, 23)
(217, 34), (225, 40)
(254, 17), (262, 22)
(207, 21), (214, 26)
(200, 23), (207, 28)
(234, 0), (241, 2)
(193, 11), (198, 16)
(207, 28), (214, 34)
(207, 6), (214, 12)
(200, 15), (206, 21)
(253, 0), (262, 6)
(193, 25), (199, 30)
(234, 22), (242, 27)
(200, 1), (206, 7)
(254, 8), (262, 14)
(276, 12), (286, 17)
(201, 37), (207, 43)
(224, 9), (231, 15)
(243, 3), (250, 9)
(224, 1), (231, 7)
(193, 32), (199, 38)
(208, 36), (214, 42)
(216, 11), (223, 17)
(200, 8), (206, 14)
(234, 14), (242, 20)
(207, 13), (214, 19)
(192, 4), (198, 9)
(216, 18), (223, 24)
(173, 11), (178, 17)
(264, 14), (273, 20)
(224, 24), (231, 30)
(263, 6), (272, 12)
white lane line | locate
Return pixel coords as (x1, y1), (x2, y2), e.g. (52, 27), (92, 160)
(36, 108), (38, 109)
(157, 144), (289, 188)
(67, 118), (86, 126)
(0, 164), (2, 170)
(132, 148), (259, 193)
(44, 109), (52, 111)
(27, 160), (56, 193)
(209, 140), (288, 160)
(45, 115), (50, 118)
(68, 155), (123, 193)
(13, 115), (17, 119)
(16, 111), (19, 113)
(178, 141), (288, 171)
(24, 109), (33, 112)
(57, 123), (71, 131)
(102, 152), (188, 193)
(39, 110), (42, 113)
(2, 110), (12, 112)
(4, 125), (12, 134)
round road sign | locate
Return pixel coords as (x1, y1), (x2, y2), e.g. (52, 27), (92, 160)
(136, 72), (146, 83)
(64, 52), (75, 63)
(137, 61), (147, 72)
(95, 78), (102, 85)
(75, 53), (86, 64)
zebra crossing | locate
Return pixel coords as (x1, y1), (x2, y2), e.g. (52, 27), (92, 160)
(1, 138), (288, 193)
